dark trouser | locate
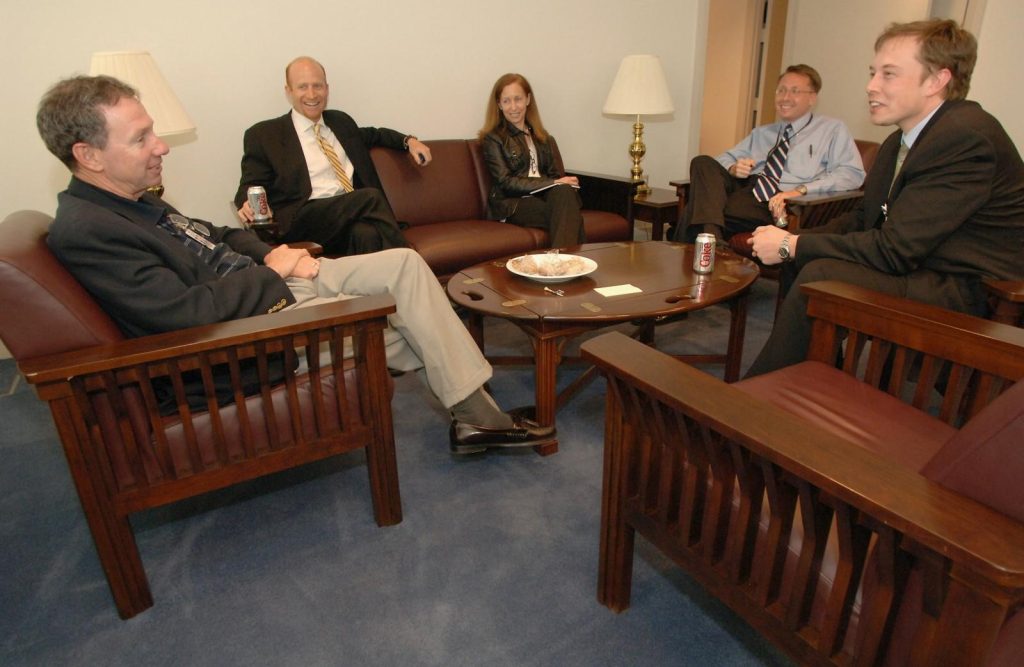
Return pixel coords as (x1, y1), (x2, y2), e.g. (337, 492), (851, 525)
(744, 259), (983, 378)
(672, 155), (774, 242)
(285, 188), (409, 256)
(508, 185), (585, 249)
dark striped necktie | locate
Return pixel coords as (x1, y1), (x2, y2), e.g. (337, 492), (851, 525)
(753, 124), (792, 202)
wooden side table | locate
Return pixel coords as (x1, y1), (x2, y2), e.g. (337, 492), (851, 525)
(632, 187), (680, 241)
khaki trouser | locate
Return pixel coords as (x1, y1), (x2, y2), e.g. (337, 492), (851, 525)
(285, 248), (491, 408)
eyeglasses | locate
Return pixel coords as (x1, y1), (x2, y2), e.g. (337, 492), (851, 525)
(775, 87), (815, 97)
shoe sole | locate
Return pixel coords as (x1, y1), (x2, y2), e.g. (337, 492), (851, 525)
(450, 434), (555, 455)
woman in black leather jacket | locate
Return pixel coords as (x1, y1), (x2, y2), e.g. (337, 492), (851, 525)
(478, 73), (585, 248)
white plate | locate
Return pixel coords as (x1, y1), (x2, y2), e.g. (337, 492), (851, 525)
(506, 253), (598, 284)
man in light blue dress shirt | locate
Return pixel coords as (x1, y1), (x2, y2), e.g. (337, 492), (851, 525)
(674, 64), (865, 242)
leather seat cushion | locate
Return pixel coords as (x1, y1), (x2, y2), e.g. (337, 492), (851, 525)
(406, 220), (538, 277)
(584, 210), (632, 243)
(735, 360), (955, 472)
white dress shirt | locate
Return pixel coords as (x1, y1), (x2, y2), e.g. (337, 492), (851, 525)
(291, 109), (355, 200)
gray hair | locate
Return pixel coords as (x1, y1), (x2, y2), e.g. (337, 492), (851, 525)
(37, 75), (138, 168)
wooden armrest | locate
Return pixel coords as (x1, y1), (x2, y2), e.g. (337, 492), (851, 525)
(565, 168), (638, 220)
(801, 281), (1024, 379)
(788, 189), (864, 207)
(19, 294), (397, 385)
(984, 278), (1024, 304)
(581, 330), (1024, 587)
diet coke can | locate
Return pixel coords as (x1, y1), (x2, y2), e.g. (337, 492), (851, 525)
(246, 186), (271, 223)
(693, 233), (716, 274)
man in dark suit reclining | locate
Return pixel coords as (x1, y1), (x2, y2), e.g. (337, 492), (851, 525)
(234, 56), (431, 256)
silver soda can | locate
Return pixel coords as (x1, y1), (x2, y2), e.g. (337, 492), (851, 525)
(693, 233), (716, 274)
(247, 186), (271, 223)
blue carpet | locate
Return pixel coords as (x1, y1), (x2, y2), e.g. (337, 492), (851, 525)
(0, 280), (791, 666)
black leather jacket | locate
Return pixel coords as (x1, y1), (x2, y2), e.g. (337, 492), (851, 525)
(481, 122), (566, 220)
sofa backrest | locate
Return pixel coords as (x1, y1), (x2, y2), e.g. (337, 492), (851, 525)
(370, 137), (573, 230)
(370, 139), (488, 228)
(0, 210), (125, 361)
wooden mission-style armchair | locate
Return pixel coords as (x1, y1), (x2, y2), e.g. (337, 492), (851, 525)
(581, 281), (1024, 665)
(0, 210), (402, 619)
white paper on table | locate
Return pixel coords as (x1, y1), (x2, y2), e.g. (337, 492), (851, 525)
(594, 284), (642, 297)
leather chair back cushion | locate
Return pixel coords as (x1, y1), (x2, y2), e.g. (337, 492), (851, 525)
(921, 378), (1024, 522)
(0, 211), (125, 360)
(371, 140), (487, 227)
(96, 369), (369, 490)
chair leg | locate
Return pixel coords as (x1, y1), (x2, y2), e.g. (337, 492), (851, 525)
(50, 399), (153, 618)
(597, 390), (636, 612)
(362, 330), (403, 527)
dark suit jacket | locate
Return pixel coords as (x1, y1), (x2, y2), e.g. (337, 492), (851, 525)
(233, 110), (407, 236)
(51, 178), (293, 339)
(50, 177), (296, 412)
(798, 100), (1024, 310)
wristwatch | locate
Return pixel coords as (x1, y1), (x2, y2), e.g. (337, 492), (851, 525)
(403, 135), (417, 151)
(778, 234), (793, 261)
(795, 184), (808, 196)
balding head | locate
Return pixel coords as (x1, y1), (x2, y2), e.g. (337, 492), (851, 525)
(284, 56), (329, 122)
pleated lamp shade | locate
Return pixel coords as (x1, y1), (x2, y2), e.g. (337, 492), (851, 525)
(603, 54), (674, 116)
(89, 51), (196, 137)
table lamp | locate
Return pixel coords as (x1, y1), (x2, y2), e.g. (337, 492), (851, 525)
(603, 54), (674, 194)
(89, 51), (196, 138)
(89, 51), (196, 196)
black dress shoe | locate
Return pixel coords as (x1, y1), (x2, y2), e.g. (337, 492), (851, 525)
(449, 409), (556, 455)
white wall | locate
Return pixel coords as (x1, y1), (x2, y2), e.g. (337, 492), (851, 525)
(783, 0), (932, 143)
(783, 0), (1023, 149)
(2, 0), (700, 223)
(972, 0), (1024, 149)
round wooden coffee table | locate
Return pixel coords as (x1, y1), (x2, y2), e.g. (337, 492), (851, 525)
(446, 241), (758, 454)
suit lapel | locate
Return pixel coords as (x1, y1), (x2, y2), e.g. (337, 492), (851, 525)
(888, 101), (958, 200)
(275, 112), (313, 197)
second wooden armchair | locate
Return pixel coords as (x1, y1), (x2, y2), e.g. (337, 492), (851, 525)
(582, 280), (1024, 665)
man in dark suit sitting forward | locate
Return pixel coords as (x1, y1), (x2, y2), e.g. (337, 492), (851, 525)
(234, 56), (432, 256)
(746, 18), (1024, 377)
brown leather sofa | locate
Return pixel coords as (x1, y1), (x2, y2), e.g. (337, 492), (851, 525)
(370, 139), (636, 280)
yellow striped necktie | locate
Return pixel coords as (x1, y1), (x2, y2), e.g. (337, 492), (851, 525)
(313, 123), (354, 193)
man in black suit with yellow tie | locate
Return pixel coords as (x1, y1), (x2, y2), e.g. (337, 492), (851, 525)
(234, 56), (432, 256)
(746, 18), (1024, 377)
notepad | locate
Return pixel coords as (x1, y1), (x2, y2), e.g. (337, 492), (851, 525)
(595, 284), (642, 297)
(528, 183), (581, 195)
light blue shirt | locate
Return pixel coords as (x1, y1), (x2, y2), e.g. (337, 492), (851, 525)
(901, 102), (943, 150)
(716, 113), (866, 194)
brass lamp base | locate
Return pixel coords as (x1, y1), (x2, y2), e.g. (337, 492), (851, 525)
(628, 115), (651, 195)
